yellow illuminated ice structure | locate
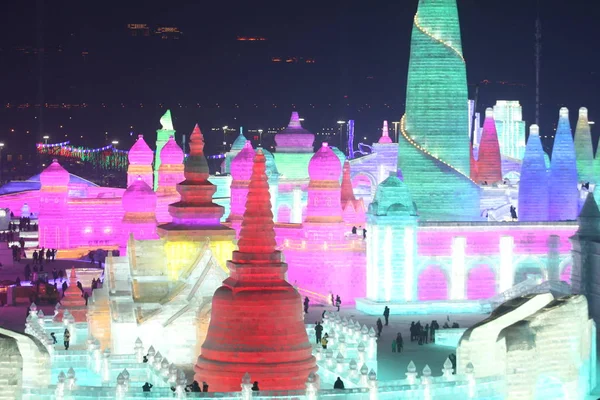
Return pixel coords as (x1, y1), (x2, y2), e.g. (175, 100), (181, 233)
(164, 238), (233, 279)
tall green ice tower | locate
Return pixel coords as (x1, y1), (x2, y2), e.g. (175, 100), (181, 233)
(154, 109), (176, 190)
(399, 0), (480, 221)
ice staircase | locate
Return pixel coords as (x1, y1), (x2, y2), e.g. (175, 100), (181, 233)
(296, 286), (331, 306)
(488, 277), (572, 310)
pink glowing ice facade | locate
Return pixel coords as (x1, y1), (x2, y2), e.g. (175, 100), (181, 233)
(305, 143), (343, 223)
(39, 159), (70, 249)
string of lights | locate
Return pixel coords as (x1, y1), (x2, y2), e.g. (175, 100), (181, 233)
(36, 142), (129, 171)
(400, 115), (474, 183)
(414, 13), (465, 63)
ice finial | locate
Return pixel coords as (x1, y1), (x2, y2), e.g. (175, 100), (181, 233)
(190, 124), (205, 156)
(560, 107), (569, 119)
(485, 108), (494, 118)
(407, 361), (416, 373)
(530, 124), (540, 136)
(236, 150), (276, 254)
(242, 372), (251, 385)
(579, 107), (588, 118)
(69, 268), (77, 285)
(160, 110), (174, 131)
(378, 120), (392, 144)
(288, 112), (302, 128)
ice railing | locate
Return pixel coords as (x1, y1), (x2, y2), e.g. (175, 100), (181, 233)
(488, 276), (541, 309)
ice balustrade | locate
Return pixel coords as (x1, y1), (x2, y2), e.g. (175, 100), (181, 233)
(487, 276), (541, 309)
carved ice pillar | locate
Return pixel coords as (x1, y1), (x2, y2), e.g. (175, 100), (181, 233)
(547, 235), (560, 281)
(450, 236), (466, 300)
(291, 187), (303, 223)
(499, 236), (515, 292)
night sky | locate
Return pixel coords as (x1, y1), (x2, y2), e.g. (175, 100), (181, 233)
(0, 0), (599, 156)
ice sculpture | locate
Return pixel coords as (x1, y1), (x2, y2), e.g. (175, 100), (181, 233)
(38, 159), (70, 249)
(227, 141), (255, 228)
(341, 161), (366, 224)
(476, 108), (502, 183)
(274, 112), (315, 180)
(458, 293), (596, 399)
(154, 109), (176, 190)
(54, 268), (88, 322)
(195, 150), (317, 391)
(305, 143), (343, 223)
(398, 0), (480, 220)
(518, 125), (548, 221)
(156, 135), (185, 223)
(224, 129), (248, 174)
(574, 107), (594, 183)
(157, 124), (236, 276)
(121, 176), (158, 241)
(378, 120), (393, 144)
(493, 100), (526, 161)
(549, 108), (579, 221)
(127, 134), (154, 188)
(366, 173), (418, 302)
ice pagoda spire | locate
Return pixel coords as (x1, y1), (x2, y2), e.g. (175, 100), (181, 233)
(477, 108), (502, 183)
(154, 110), (176, 190)
(574, 107), (594, 183)
(194, 150), (317, 391)
(518, 124), (548, 221)
(378, 120), (393, 144)
(549, 107), (579, 221)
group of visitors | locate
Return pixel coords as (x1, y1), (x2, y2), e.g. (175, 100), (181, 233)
(409, 320), (440, 345)
(13, 215), (34, 232)
(32, 247), (57, 264)
(0, 230), (16, 242)
(351, 226), (367, 239)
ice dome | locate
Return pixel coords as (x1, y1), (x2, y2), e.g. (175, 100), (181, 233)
(308, 143), (342, 181)
(231, 132), (248, 151)
(274, 112), (315, 151)
(40, 159), (69, 187)
(231, 141), (255, 181)
(122, 176), (157, 213)
(160, 136), (184, 165)
(369, 174), (417, 216)
(128, 135), (154, 165)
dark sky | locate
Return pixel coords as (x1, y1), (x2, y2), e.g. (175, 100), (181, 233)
(0, 0), (599, 154)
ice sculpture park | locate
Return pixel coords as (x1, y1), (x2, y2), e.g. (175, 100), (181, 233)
(1, 0), (600, 398)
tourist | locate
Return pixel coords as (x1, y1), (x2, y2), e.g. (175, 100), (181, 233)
(62, 281), (68, 297)
(304, 296), (309, 313)
(330, 293), (334, 306)
(430, 320), (439, 342)
(376, 318), (383, 337)
(142, 382), (153, 392)
(252, 381), (259, 391)
(186, 381), (201, 392)
(15, 277), (20, 286)
(77, 281), (83, 293)
(202, 381), (209, 392)
(58, 269), (64, 280)
(351, 226), (357, 234)
(315, 322), (323, 345)
(448, 353), (457, 374)
(52, 249), (57, 261)
(46, 248), (52, 261)
(321, 333), (329, 349)
(335, 295), (341, 311)
(333, 377), (345, 390)
(52, 268), (58, 281)
(40, 247), (45, 264)
(63, 328), (71, 350)
(91, 278), (97, 290)
(452, 322), (460, 328)
(50, 332), (57, 344)
(32, 250), (38, 265)
(392, 338), (397, 353)
(423, 324), (430, 344)
(83, 292), (89, 306)
(397, 332), (404, 353)
(410, 322), (416, 341)
(24, 264), (31, 281)
(383, 306), (390, 326)
(510, 205), (518, 221)
(142, 355), (148, 363)
(362, 228), (367, 239)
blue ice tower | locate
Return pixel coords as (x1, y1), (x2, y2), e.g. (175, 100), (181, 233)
(549, 107), (579, 221)
(518, 125), (549, 221)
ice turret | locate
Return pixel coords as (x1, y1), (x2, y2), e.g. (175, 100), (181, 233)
(227, 141), (255, 228)
(574, 107), (594, 183)
(305, 143), (343, 223)
(194, 150), (317, 391)
(127, 135), (154, 188)
(477, 108), (502, 183)
(549, 108), (579, 221)
(378, 120), (393, 144)
(122, 176), (158, 240)
(39, 159), (69, 249)
(518, 125), (548, 221)
(154, 110), (176, 190)
(341, 161), (366, 224)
